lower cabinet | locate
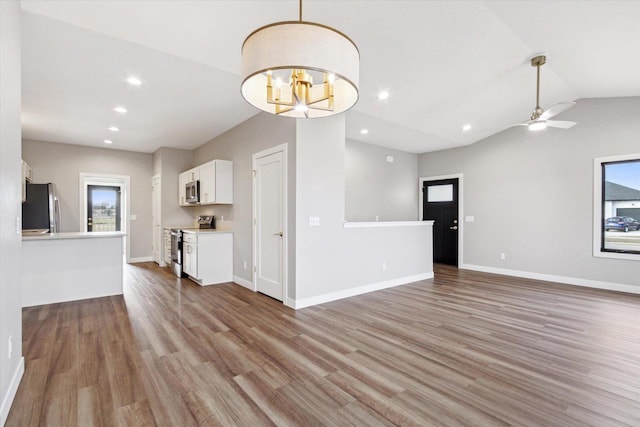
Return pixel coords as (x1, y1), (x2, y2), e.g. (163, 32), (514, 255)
(182, 231), (233, 285)
(163, 229), (172, 266)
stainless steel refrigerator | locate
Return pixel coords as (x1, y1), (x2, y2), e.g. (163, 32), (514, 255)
(22, 182), (61, 233)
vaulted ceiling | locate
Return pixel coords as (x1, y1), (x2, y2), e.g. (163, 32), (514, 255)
(20, 1), (640, 154)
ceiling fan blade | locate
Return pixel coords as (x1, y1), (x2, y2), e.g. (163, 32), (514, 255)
(539, 101), (576, 120)
(546, 120), (577, 129)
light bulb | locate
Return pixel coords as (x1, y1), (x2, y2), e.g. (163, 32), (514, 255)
(328, 73), (336, 84)
(295, 104), (308, 112)
(275, 78), (282, 88)
(360, 129), (369, 135)
(126, 76), (142, 86)
(528, 120), (547, 131)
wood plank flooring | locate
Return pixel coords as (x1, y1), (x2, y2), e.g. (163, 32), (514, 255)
(7, 263), (640, 426)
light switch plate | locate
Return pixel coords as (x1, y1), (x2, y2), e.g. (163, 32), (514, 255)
(465, 216), (475, 222)
(130, 214), (137, 220)
(309, 216), (320, 226)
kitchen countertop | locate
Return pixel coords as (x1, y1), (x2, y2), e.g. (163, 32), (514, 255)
(181, 228), (233, 234)
(22, 231), (126, 241)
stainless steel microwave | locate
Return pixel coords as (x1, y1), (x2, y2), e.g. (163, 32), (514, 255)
(186, 180), (200, 204)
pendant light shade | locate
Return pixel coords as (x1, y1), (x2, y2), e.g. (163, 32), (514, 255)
(241, 14), (359, 118)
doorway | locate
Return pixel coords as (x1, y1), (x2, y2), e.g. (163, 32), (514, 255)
(80, 173), (130, 261)
(87, 185), (121, 232)
(253, 144), (288, 302)
(421, 176), (462, 266)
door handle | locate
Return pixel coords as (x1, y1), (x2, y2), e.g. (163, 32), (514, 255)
(449, 226), (458, 230)
(273, 231), (283, 237)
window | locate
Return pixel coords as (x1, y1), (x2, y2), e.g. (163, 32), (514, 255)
(594, 154), (640, 259)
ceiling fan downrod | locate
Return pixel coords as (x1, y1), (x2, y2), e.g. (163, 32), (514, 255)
(531, 55), (546, 120)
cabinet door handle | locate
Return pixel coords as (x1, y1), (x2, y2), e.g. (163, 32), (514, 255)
(273, 231), (283, 237)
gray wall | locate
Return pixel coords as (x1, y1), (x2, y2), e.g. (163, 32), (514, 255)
(192, 113), (297, 291)
(152, 147), (195, 229)
(22, 140), (153, 260)
(418, 97), (640, 288)
(0, 2), (23, 422)
(345, 139), (418, 221)
(295, 116), (433, 302)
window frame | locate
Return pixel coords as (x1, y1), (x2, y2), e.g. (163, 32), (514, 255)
(593, 153), (640, 260)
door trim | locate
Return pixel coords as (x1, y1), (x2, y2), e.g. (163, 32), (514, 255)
(419, 173), (464, 267)
(252, 143), (288, 304)
(79, 173), (131, 262)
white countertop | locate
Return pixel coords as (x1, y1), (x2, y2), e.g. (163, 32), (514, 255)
(22, 231), (126, 241)
(181, 228), (233, 234)
(343, 220), (434, 228)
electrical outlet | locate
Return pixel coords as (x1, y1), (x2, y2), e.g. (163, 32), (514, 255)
(375, 215), (379, 221)
(8, 336), (12, 359)
(499, 253), (506, 261)
(221, 216), (224, 222)
(243, 260), (247, 270)
(382, 262), (387, 271)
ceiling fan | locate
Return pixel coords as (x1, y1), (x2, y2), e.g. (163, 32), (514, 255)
(512, 55), (577, 131)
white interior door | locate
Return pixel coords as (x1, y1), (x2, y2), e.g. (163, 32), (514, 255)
(254, 147), (286, 301)
(152, 175), (162, 265)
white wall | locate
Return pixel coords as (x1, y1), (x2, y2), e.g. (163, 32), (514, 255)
(22, 140), (153, 260)
(152, 147), (195, 229)
(418, 97), (640, 290)
(345, 139), (418, 221)
(192, 113), (297, 292)
(0, 1), (24, 422)
(295, 116), (433, 305)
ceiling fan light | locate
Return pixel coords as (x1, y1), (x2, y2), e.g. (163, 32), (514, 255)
(528, 121), (547, 131)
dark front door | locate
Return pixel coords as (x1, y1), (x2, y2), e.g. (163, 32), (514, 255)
(423, 178), (459, 266)
(87, 185), (121, 232)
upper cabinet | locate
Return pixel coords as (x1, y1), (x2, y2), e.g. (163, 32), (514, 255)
(22, 159), (32, 202)
(178, 170), (190, 206)
(178, 160), (233, 206)
(200, 160), (233, 205)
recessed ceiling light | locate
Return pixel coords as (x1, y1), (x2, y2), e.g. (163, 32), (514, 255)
(360, 128), (369, 135)
(377, 91), (390, 100)
(108, 126), (120, 132)
(103, 139), (113, 144)
(462, 124), (472, 131)
(126, 76), (142, 86)
(113, 106), (127, 114)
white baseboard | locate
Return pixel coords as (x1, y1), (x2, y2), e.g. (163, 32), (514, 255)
(0, 356), (24, 425)
(291, 272), (434, 309)
(460, 263), (640, 295)
(129, 257), (153, 263)
(284, 297), (296, 309)
(233, 275), (254, 291)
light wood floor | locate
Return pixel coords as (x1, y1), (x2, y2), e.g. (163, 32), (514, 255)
(7, 263), (640, 426)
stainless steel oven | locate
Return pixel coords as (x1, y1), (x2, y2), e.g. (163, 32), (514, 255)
(185, 180), (200, 204)
(170, 229), (184, 277)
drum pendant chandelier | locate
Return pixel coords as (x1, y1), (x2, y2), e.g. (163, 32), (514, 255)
(241, 0), (359, 118)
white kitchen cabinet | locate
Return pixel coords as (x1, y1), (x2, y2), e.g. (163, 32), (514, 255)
(199, 160), (233, 205)
(163, 229), (172, 266)
(179, 160), (233, 206)
(183, 242), (197, 277)
(187, 167), (199, 182)
(178, 171), (190, 206)
(181, 231), (233, 286)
